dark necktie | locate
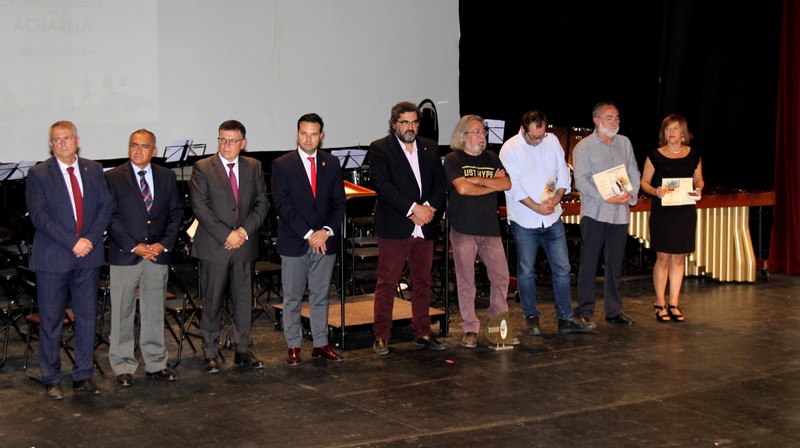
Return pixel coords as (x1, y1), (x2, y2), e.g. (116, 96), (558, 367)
(228, 163), (239, 222)
(66, 166), (83, 235)
(138, 170), (153, 213)
(308, 157), (316, 198)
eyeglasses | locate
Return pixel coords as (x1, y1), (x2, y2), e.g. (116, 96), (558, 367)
(465, 129), (488, 137)
(396, 120), (420, 127)
(129, 143), (154, 151)
(218, 137), (243, 146)
(526, 131), (547, 142)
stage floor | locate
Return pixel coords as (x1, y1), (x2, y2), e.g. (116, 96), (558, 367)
(2, 272), (800, 447)
(273, 293), (447, 348)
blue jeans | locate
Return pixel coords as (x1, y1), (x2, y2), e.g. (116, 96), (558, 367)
(511, 220), (573, 320)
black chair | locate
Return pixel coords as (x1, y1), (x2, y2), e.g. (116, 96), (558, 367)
(1, 267), (33, 368)
(17, 265), (106, 381)
(0, 212), (33, 268)
(164, 263), (202, 368)
(252, 260), (281, 325)
(343, 194), (379, 296)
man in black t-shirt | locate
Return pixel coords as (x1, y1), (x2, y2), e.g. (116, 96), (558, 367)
(444, 115), (517, 349)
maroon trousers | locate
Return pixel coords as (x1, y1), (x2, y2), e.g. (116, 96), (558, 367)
(373, 237), (434, 340)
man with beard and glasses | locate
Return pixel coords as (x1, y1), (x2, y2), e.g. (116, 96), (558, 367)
(445, 115), (516, 349)
(572, 101), (641, 326)
(369, 101), (447, 355)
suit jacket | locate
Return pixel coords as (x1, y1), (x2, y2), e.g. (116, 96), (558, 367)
(189, 153), (268, 262)
(26, 156), (112, 272)
(271, 150), (346, 257)
(105, 161), (184, 266)
(368, 134), (446, 240)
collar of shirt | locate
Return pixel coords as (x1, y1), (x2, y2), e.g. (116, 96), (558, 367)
(130, 162), (154, 196)
(297, 147), (318, 182)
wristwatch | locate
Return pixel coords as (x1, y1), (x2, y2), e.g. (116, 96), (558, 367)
(325, 227), (334, 237)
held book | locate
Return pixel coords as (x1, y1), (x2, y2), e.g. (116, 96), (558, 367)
(592, 164), (633, 199)
(540, 177), (556, 202)
(661, 177), (698, 206)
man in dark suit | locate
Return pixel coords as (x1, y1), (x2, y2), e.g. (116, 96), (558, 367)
(26, 120), (112, 399)
(271, 113), (346, 366)
(190, 120), (268, 373)
(369, 101), (447, 355)
(105, 129), (184, 387)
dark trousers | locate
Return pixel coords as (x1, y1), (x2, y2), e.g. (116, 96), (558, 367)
(36, 267), (100, 385)
(574, 217), (628, 319)
(198, 258), (254, 359)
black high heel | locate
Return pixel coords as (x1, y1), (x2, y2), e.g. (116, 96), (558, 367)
(654, 304), (671, 322)
(667, 305), (685, 322)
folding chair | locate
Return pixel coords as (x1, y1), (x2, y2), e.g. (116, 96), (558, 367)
(164, 263), (202, 368)
(252, 260), (281, 325)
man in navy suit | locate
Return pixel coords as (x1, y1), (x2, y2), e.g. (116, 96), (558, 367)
(369, 102), (447, 355)
(26, 120), (112, 399)
(190, 120), (268, 373)
(271, 113), (346, 366)
(105, 129), (184, 387)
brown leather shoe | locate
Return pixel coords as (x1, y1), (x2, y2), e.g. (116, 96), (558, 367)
(373, 338), (389, 355)
(287, 347), (301, 366)
(311, 344), (344, 362)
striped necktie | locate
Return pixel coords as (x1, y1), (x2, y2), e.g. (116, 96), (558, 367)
(138, 170), (153, 212)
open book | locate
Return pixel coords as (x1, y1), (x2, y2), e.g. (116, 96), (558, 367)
(661, 177), (698, 206)
(592, 164), (633, 199)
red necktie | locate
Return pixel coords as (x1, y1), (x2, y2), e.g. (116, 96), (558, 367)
(66, 166), (83, 235)
(308, 157), (316, 198)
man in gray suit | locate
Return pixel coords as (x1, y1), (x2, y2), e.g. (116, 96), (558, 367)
(190, 120), (268, 373)
(105, 129), (184, 387)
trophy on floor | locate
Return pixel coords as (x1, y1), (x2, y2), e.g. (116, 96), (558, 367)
(485, 312), (515, 351)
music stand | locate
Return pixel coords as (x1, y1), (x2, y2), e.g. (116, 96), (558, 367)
(485, 119), (505, 145)
(162, 141), (206, 198)
(0, 161), (35, 182)
(330, 149), (367, 170)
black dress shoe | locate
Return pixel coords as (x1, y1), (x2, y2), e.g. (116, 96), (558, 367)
(605, 313), (636, 325)
(115, 374), (133, 387)
(146, 368), (177, 381)
(45, 383), (65, 400)
(234, 352), (265, 369)
(559, 315), (598, 333)
(73, 378), (101, 395)
(414, 334), (446, 350)
(312, 344), (344, 362)
(204, 358), (220, 374)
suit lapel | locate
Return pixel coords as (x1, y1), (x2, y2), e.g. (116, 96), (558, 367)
(291, 152), (315, 201)
(47, 158), (72, 208)
(212, 156), (237, 203)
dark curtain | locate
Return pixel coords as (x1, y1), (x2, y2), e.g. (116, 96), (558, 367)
(459, 0), (784, 265)
(768, 0), (800, 275)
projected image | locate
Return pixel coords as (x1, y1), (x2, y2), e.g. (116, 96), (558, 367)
(1, 0), (158, 159)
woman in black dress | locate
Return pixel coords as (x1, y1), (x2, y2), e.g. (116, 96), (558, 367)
(640, 115), (704, 322)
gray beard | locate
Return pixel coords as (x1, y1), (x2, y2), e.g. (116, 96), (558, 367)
(396, 130), (416, 143)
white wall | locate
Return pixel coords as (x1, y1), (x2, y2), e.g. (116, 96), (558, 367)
(0, 0), (459, 162)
